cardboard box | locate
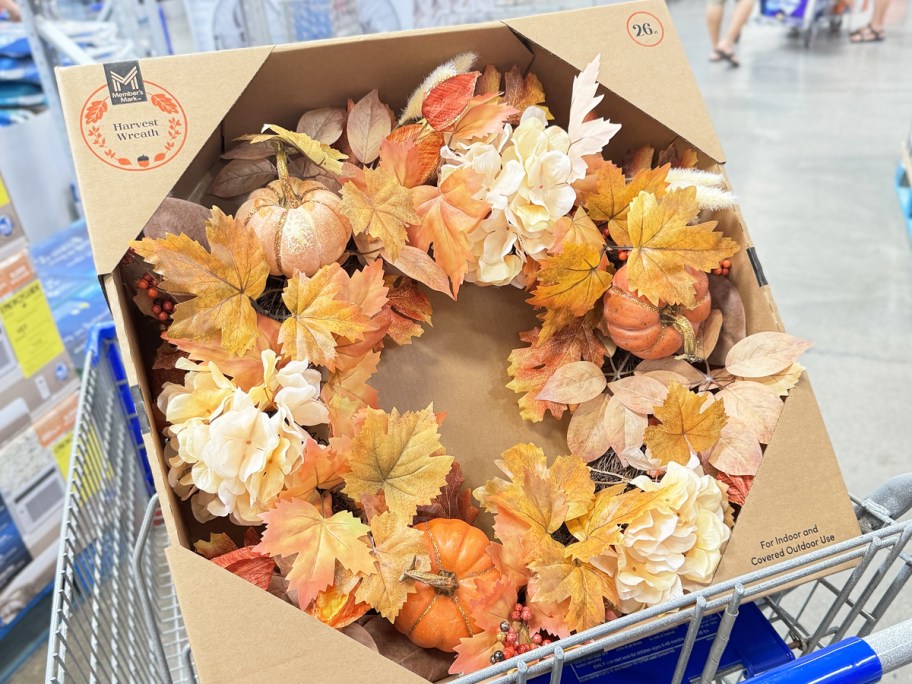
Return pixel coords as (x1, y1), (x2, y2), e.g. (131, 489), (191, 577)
(0, 250), (78, 441)
(56, 2), (860, 680)
(0, 391), (75, 628)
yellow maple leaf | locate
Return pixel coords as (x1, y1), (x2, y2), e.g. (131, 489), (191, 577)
(528, 243), (614, 342)
(528, 537), (618, 633)
(619, 188), (741, 307)
(321, 351), (380, 437)
(644, 382), (728, 466)
(566, 484), (684, 562)
(131, 207), (268, 357)
(355, 512), (430, 621)
(582, 162), (669, 241)
(342, 406), (454, 520)
(255, 498), (375, 607)
(340, 167), (419, 261)
(475, 444), (594, 561)
(279, 263), (375, 369)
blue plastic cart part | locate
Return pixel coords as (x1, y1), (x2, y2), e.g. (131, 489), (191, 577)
(745, 637), (881, 683)
(530, 602), (792, 683)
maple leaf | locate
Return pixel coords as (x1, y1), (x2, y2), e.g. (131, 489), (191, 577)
(131, 207), (268, 357)
(476, 444), (594, 561)
(414, 461), (479, 525)
(489, 514), (532, 588)
(451, 630), (501, 675)
(503, 66), (551, 123)
(256, 499), (375, 607)
(619, 188), (740, 307)
(383, 275), (433, 346)
(507, 321), (608, 423)
(343, 406), (454, 520)
(528, 242), (614, 342)
(566, 483), (683, 562)
(279, 263), (375, 369)
(450, 576), (519, 675)
(381, 124), (444, 188)
(334, 260), (391, 358)
(321, 351), (380, 437)
(408, 167), (490, 295)
(340, 167), (418, 261)
(356, 512), (430, 621)
(282, 439), (350, 505)
(306, 574), (371, 629)
(644, 382), (728, 466)
(582, 162), (669, 241)
(528, 538), (618, 633)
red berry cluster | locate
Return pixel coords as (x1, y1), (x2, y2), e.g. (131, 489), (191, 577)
(711, 259), (732, 277)
(137, 273), (175, 330)
(489, 603), (552, 665)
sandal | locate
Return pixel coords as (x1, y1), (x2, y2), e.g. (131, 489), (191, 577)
(850, 24), (884, 42)
(714, 49), (741, 68)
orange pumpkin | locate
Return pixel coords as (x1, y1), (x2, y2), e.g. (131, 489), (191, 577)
(603, 265), (711, 360)
(394, 518), (499, 652)
(238, 177), (351, 278)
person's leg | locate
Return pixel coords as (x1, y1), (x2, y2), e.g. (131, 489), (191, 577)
(717, 0), (755, 55)
(850, 0), (891, 41)
(707, 0), (725, 58)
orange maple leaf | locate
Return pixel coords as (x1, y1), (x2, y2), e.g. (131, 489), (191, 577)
(339, 167), (419, 261)
(450, 93), (517, 143)
(321, 351), (381, 437)
(408, 167), (489, 295)
(256, 499), (375, 607)
(383, 275), (432, 346)
(131, 207), (268, 357)
(507, 320), (608, 423)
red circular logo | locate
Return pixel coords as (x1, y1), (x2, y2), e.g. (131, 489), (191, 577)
(79, 81), (188, 171)
(627, 12), (665, 48)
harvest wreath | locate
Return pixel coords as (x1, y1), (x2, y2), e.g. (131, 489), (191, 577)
(125, 54), (812, 677)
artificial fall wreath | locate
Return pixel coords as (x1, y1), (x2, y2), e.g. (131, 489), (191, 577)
(126, 53), (812, 676)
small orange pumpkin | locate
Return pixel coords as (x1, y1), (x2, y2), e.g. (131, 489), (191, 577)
(394, 518), (499, 652)
(238, 177), (351, 278)
(603, 265), (711, 360)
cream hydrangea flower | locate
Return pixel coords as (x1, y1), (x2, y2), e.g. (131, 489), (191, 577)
(465, 210), (524, 286)
(610, 463), (732, 609)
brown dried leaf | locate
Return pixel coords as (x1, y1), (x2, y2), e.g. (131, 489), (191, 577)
(297, 107), (346, 144)
(209, 158), (277, 198)
(698, 309), (724, 360)
(707, 275), (747, 366)
(413, 461), (479, 525)
(347, 90), (393, 164)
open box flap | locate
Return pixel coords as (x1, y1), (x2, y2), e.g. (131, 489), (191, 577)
(505, 0), (725, 166)
(57, 47), (273, 276)
(714, 378), (859, 581)
(166, 545), (428, 683)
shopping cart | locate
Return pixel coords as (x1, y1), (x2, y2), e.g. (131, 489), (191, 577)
(45, 323), (912, 683)
(757, 0), (847, 47)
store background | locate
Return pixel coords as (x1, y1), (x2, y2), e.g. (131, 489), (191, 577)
(0, 0), (910, 680)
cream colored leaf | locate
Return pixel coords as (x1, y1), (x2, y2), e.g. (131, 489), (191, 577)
(342, 406), (454, 520)
(537, 361), (607, 405)
(382, 245), (453, 299)
(717, 380), (784, 444)
(608, 374), (668, 414)
(602, 395), (648, 455)
(725, 332), (813, 378)
(748, 362), (805, 397)
(635, 358), (705, 387)
(348, 90), (393, 165)
(708, 417), (763, 476)
(567, 394), (613, 462)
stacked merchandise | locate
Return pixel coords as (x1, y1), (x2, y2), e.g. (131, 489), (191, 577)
(0, 172), (78, 660)
(0, 18), (131, 127)
(31, 219), (112, 371)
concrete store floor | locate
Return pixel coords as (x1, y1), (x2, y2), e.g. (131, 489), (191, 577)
(8, 1), (912, 681)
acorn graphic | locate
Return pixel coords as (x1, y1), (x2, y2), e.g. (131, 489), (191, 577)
(138, 154), (150, 168)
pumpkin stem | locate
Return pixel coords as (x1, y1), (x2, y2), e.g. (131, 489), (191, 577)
(401, 567), (460, 597)
(663, 308), (702, 362)
(272, 142), (296, 209)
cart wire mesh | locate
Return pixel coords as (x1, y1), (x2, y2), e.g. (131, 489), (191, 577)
(46, 324), (912, 683)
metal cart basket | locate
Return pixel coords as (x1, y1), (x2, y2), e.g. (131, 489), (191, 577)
(46, 324), (912, 683)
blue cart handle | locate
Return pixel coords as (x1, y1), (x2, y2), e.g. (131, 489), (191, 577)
(746, 620), (912, 684)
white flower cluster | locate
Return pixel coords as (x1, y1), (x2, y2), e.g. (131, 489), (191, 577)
(161, 351), (328, 525)
(599, 463), (733, 611)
